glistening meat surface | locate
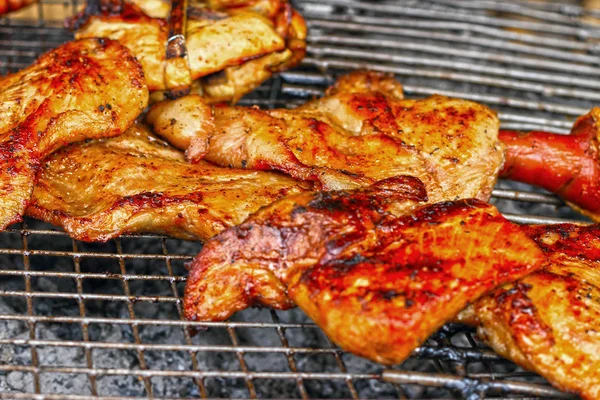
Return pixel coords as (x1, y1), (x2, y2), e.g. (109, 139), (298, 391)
(0, 38), (148, 230)
(149, 71), (504, 203)
(461, 224), (600, 400)
(184, 180), (544, 365)
(26, 124), (309, 242)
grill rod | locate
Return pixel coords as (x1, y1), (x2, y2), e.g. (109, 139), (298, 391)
(382, 370), (574, 399)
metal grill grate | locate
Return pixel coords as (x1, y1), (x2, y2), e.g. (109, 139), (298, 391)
(0, 0), (598, 398)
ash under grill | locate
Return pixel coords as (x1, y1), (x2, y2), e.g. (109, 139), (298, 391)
(0, 0), (597, 399)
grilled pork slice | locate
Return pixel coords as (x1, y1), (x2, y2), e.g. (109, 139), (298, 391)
(500, 108), (600, 221)
(0, 38), (148, 231)
(184, 181), (544, 365)
(461, 224), (600, 400)
(73, 0), (306, 102)
(148, 71), (503, 203)
(0, 0), (36, 15)
(26, 124), (308, 242)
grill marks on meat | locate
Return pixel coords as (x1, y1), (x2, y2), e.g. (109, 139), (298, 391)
(0, 38), (148, 230)
(73, 0), (306, 102)
(148, 71), (503, 203)
(26, 124), (309, 242)
(462, 224), (600, 400)
(183, 182), (544, 364)
(291, 202), (543, 365)
(184, 175), (430, 320)
(207, 104), (430, 190)
(185, 177), (427, 320)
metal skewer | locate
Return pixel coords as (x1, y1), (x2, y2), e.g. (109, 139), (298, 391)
(165, 0), (192, 99)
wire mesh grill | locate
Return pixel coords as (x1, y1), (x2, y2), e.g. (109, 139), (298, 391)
(0, 0), (598, 398)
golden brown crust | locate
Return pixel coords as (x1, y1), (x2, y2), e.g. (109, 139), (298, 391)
(184, 186), (544, 365)
(323, 70), (404, 98)
(126, 0), (169, 18)
(187, 71), (502, 202)
(200, 49), (292, 104)
(472, 224), (600, 400)
(129, 0), (286, 20)
(205, 104), (436, 191)
(146, 94), (215, 160)
(75, 7), (169, 91)
(184, 176), (429, 321)
(0, 38), (148, 230)
(26, 124), (309, 242)
(289, 201), (543, 364)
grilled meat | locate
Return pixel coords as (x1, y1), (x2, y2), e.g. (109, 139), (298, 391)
(128, 0), (293, 25)
(184, 176), (430, 320)
(149, 71), (503, 203)
(198, 44), (301, 104)
(462, 224), (600, 400)
(26, 123), (309, 242)
(73, 0), (306, 102)
(0, 38), (148, 231)
(184, 181), (544, 364)
(146, 94), (214, 160)
(500, 108), (600, 221)
(0, 0), (36, 15)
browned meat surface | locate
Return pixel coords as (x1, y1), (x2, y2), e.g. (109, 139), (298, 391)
(0, 38), (148, 231)
(465, 224), (600, 400)
(0, 0), (36, 15)
(184, 176), (429, 320)
(149, 71), (503, 203)
(26, 123), (309, 242)
(184, 180), (544, 365)
(73, 0), (306, 102)
(146, 94), (214, 161)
